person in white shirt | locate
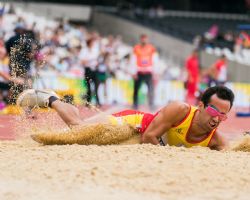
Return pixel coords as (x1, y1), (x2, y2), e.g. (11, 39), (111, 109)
(79, 38), (100, 106)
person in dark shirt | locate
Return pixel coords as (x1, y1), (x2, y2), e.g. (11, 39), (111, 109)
(5, 24), (36, 104)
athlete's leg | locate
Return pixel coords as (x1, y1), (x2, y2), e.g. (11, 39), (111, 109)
(50, 100), (83, 127)
(17, 89), (111, 127)
(17, 89), (84, 127)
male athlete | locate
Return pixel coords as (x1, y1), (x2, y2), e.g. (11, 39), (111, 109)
(17, 85), (234, 150)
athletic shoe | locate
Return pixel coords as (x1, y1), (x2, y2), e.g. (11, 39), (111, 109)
(16, 89), (59, 108)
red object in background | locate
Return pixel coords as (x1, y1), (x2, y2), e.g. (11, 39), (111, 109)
(186, 55), (199, 81)
(185, 54), (199, 105)
(215, 59), (226, 72)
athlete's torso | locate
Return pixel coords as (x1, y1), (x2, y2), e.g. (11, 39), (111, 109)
(166, 106), (216, 147)
(110, 107), (216, 148)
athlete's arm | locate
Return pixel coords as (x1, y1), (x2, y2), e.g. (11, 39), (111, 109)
(208, 131), (228, 150)
(141, 101), (189, 145)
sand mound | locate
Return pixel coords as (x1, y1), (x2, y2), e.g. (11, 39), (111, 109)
(31, 123), (139, 145)
(228, 134), (250, 152)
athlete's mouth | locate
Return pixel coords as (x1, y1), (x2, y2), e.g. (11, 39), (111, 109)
(209, 121), (217, 128)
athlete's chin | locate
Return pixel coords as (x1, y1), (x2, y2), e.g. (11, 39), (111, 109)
(207, 124), (216, 132)
(205, 126), (213, 132)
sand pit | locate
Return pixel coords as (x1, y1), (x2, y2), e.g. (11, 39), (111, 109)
(1, 138), (250, 200)
(1, 108), (250, 199)
(228, 134), (250, 152)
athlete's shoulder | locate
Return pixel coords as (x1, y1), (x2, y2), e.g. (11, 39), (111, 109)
(165, 100), (190, 112)
(160, 101), (190, 122)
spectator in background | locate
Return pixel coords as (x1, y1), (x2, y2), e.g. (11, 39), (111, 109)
(0, 42), (25, 107)
(185, 49), (200, 105)
(96, 52), (110, 103)
(0, 37), (10, 106)
(234, 31), (250, 54)
(207, 54), (228, 87)
(80, 38), (100, 106)
(55, 57), (69, 74)
(5, 23), (35, 104)
(131, 34), (157, 110)
(204, 24), (219, 41)
(0, 4), (4, 28)
(240, 31), (250, 49)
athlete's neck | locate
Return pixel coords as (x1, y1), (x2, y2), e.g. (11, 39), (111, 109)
(190, 111), (210, 137)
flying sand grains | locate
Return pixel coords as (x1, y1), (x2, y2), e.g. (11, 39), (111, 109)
(228, 135), (250, 152)
(31, 123), (139, 145)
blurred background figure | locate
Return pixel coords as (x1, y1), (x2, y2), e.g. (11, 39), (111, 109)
(0, 0), (248, 111)
(5, 22), (39, 104)
(0, 36), (9, 108)
(207, 54), (228, 87)
(185, 49), (200, 105)
(131, 34), (157, 110)
(80, 38), (100, 106)
(96, 52), (110, 104)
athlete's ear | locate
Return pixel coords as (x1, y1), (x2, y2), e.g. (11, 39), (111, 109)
(197, 101), (204, 111)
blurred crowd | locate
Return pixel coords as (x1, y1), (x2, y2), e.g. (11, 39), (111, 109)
(118, 3), (250, 66)
(0, 3), (168, 110)
(0, 3), (240, 112)
(195, 24), (250, 65)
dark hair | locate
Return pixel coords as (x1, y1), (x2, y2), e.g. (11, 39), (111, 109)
(201, 86), (234, 109)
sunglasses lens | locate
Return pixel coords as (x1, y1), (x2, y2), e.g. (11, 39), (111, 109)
(206, 106), (218, 117)
(206, 105), (227, 121)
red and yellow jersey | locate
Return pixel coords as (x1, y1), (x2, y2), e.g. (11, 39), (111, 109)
(109, 107), (216, 148)
(166, 106), (216, 147)
(110, 110), (155, 133)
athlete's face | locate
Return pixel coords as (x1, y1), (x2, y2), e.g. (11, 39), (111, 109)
(198, 94), (231, 132)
